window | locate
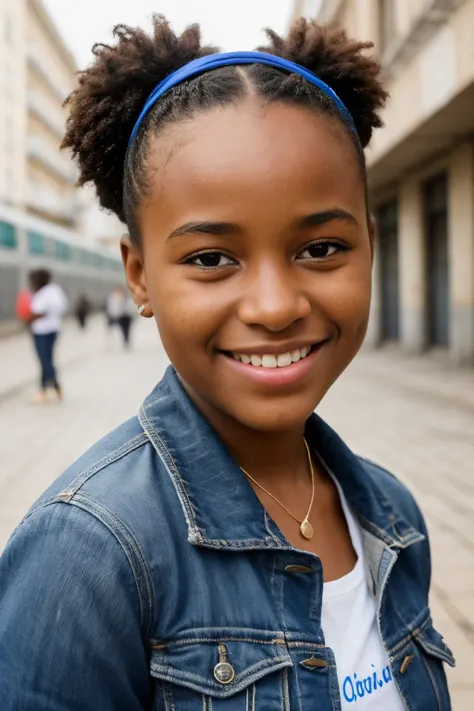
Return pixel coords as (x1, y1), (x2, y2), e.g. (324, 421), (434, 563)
(54, 240), (71, 261)
(377, 200), (400, 341)
(423, 173), (449, 348)
(28, 231), (46, 254)
(0, 221), (16, 249)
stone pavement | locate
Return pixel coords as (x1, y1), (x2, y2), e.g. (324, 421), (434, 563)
(0, 322), (473, 709)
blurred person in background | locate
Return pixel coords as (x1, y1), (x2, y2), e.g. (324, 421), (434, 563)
(106, 286), (134, 348)
(0, 15), (454, 711)
(27, 268), (68, 404)
(74, 293), (92, 329)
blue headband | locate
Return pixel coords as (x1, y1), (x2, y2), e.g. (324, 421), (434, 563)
(128, 50), (356, 147)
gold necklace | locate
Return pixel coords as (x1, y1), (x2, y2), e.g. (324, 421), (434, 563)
(240, 438), (315, 540)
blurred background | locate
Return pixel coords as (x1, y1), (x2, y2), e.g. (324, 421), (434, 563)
(0, 0), (473, 708)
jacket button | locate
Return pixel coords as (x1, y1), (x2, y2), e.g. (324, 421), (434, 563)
(285, 564), (313, 573)
(214, 662), (235, 684)
(400, 655), (415, 674)
(300, 656), (329, 669)
(214, 644), (235, 684)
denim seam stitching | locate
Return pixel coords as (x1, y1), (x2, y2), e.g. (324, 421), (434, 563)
(152, 657), (292, 689)
(281, 667), (290, 711)
(151, 636), (325, 650)
(420, 648), (443, 710)
(56, 432), (149, 501)
(388, 616), (431, 655)
(65, 494), (154, 640)
(314, 450), (403, 547)
(264, 511), (283, 545)
(360, 460), (425, 546)
(139, 405), (203, 541)
(151, 636), (288, 648)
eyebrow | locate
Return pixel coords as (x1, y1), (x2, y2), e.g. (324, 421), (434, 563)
(297, 209), (359, 229)
(166, 208), (358, 242)
(166, 221), (242, 241)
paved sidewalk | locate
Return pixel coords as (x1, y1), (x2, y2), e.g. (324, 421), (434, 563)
(0, 323), (473, 708)
(0, 315), (115, 401)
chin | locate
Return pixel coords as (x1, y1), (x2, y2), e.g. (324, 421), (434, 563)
(229, 398), (320, 433)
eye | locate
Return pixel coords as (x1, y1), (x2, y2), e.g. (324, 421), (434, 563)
(185, 251), (237, 269)
(297, 240), (344, 261)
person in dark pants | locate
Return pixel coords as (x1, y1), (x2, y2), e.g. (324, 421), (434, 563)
(117, 313), (132, 346)
(28, 269), (68, 404)
(106, 287), (134, 349)
(74, 294), (91, 329)
(33, 331), (58, 388)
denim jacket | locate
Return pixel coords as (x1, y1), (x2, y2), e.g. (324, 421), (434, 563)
(0, 366), (455, 711)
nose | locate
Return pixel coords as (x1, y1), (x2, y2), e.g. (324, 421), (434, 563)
(237, 260), (311, 332)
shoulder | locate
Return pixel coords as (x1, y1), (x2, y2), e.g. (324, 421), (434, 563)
(356, 455), (428, 536)
(21, 413), (183, 555)
(30, 286), (46, 307)
(4, 416), (163, 627)
(31, 416), (151, 509)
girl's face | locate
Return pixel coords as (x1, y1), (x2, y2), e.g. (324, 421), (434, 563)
(124, 101), (374, 432)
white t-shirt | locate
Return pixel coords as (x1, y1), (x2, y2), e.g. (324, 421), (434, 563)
(31, 283), (68, 335)
(106, 292), (134, 319)
(321, 483), (405, 710)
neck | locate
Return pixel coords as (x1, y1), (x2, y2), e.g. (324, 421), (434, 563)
(182, 382), (310, 486)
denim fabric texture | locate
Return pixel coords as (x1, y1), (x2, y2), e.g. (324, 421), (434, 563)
(0, 366), (455, 710)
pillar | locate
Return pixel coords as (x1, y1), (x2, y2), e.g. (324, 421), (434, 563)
(399, 178), (426, 353)
(448, 142), (474, 365)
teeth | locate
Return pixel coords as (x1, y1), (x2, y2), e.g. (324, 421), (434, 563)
(277, 353), (292, 367)
(233, 346), (312, 368)
(262, 355), (277, 368)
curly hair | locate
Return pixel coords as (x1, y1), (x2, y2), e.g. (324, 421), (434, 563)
(62, 16), (388, 242)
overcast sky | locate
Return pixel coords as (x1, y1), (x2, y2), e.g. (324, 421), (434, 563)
(43, 0), (296, 69)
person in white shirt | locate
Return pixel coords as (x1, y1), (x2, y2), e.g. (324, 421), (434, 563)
(28, 269), (68, 404)
(106, 287), (134, 348)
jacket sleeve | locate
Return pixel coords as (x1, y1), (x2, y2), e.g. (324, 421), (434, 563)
(0, 502), (151, 711)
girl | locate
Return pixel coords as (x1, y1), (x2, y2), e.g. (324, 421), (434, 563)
(0, 16), (455, 711)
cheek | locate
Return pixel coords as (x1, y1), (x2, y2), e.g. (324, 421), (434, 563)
(315, 261), (372, 334)
(147, 268), (231, 350)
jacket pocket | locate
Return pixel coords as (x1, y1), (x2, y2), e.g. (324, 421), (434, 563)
(392, 619), (455, 711)
(414, 623), (455, 667)
(150, 631), (293, 711)
(414, 621), (455, 711)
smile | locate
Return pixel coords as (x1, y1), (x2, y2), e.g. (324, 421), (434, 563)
(231, 346), (312, 369)
(221, 341), (328, 387)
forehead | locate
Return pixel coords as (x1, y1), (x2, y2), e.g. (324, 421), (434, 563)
(141, 101), (365, 225)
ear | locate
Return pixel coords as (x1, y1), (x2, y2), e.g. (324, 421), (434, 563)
(120, 235), (153, 318)
(367, 214), (376, 265)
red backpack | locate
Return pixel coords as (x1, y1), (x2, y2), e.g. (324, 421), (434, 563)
(16, 289), (32, 321)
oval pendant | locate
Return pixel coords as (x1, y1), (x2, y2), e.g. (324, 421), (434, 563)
(300, 519), (313, 539)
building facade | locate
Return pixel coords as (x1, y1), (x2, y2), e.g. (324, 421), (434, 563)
(0, 0), (27, 211)
(292, 0), (474, 366)
(26, 0), (79, 228)
(0, 0), (121, 243)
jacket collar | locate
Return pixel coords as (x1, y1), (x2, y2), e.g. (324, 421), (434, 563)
(139, 366), (422, 551)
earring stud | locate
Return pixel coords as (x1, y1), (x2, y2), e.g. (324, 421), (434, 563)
(137, 304), (145, 315)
